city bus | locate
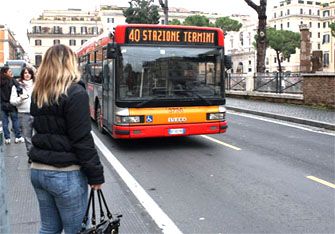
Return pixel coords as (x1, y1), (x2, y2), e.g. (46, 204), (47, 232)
(76, 24), (230, 139)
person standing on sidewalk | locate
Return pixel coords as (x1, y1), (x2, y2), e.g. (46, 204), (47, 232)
(10, 67), (35, 162)
(0, 66), (24, 144)
(29, 44), (105, 234)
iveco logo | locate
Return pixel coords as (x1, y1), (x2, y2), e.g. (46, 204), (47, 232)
(168, 117), (187, 122)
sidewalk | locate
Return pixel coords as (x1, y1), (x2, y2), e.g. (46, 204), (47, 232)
(3, 141), (161, 234)
(226, 97), (335, 130)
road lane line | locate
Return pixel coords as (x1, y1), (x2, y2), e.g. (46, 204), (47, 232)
(200, 135), (241, 151)
(306, 176), (335, 189)
(228, 111), (335, 136)
(92, 132), (182, 234)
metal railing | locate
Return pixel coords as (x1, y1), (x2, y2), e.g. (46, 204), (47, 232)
(225, 73), (247, 91)
(254, 72), (303, 94)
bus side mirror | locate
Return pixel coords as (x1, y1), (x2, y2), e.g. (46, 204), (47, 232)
(224, 55), (232, 70)
(107, 43), (117, 59)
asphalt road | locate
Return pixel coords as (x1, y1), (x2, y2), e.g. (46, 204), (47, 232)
(93, 112), (335, 234)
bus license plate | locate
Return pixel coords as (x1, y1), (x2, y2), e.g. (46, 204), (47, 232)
(168, 128), (185, 135)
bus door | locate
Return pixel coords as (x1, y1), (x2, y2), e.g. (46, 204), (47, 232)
(102, 59), (115, 131)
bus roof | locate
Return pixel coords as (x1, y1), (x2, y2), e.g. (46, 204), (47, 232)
(76, 24), (224, 57)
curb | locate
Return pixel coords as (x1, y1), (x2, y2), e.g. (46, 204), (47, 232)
(226, 106), (335, 131)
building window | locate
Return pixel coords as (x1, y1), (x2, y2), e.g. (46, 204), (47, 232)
(53, 26), (62, 34)
(69, 26), (76, 34)
(298, 0), (304, 3)
(309, 22), (312, 28)
(69, 39), (76, 46)
(287, 9), (290, 15)
(33, 26), (41, 33)
(322, 34), (330, 44)
(35, 40), (42, 46)
(274, 57), (277, 63)
(317, 10), (320, 16)
(274, 12), (276, 18)
(307, 1), (313, 4)
(35, 55), (42, 66)
(280, 24), (283, 30)
(53, 39), (60, 45)
(287, 22), (290, 28)
(323, 10), (330, 17)
(280, 11), (283, 17)
(323, 22), (327, 28)
(81, 39), (87, 45)
(300, 8), (303, 14)
(239, 32), (243, 46)
(300, 21), (304, 25)
(91, 27), (98, 35)
(318, 22), (320, 28)
(318, 32), (320, 38)
(323, 52), (329, 67)
(309, 9), (312, 15)
(317, 43), (321, 50)
(266, 58), (269, 65)
(274, 24), (276, 29)
(107, 18), (114, 23)
(310, 32), (312, 38)
(81, 26), (87, 34)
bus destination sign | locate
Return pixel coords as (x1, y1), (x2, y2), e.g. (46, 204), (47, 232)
(125, 27), (218, 46)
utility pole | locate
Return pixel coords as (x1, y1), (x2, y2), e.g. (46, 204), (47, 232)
(158, 0), (168, 25)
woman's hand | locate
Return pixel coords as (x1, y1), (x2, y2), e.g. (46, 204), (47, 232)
(90, 184), (103, 190)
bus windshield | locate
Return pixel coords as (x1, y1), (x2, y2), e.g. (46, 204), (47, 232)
(117, 46), (223, 104)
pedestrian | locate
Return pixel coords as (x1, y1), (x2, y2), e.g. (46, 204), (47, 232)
(29, 44), (105, 234)
(0, 66), (24, 144)
(10, 67), (35, 162)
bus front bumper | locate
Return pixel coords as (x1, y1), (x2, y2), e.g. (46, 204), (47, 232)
(112, 121), (227, 139)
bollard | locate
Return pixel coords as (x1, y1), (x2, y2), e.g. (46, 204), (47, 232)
(0, 120), (10, 233)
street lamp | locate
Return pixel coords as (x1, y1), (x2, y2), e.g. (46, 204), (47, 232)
(158, 0), (168, 25)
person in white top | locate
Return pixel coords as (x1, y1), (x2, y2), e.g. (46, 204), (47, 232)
(10, 67), (35, 159)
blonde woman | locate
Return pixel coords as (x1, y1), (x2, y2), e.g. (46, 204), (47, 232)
(29, 44), (104, 234)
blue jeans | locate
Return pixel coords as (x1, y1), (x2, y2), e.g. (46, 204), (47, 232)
(30, 169), (88, 234)
(18, 113), (33, 154)
(1, 110), (21, 139)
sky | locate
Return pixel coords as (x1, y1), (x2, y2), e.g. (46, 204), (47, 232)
(0, 0), (276, 57)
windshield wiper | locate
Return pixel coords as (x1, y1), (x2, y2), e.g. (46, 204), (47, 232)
(136, 96), (164, 107)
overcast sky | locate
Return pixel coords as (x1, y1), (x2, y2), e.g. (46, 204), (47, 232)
(0, 0), (276, 56)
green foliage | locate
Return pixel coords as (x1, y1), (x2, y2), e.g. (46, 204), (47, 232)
(330, 22), (335, 37)
(183, 15), (210, 27)
(169, 19), (181, 25)
(215, 17), (242, 33)
(123, 0), (160, 24)
(266, 28), (300, 60)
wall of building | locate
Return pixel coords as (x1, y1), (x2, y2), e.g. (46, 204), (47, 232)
(303, 73), (335, 108)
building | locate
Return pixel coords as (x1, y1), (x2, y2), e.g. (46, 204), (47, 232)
(225, 15), (257, 74)
(268, 0), (334, 73)
(27, 9), (103, 66)
(0, 25), (25, 66)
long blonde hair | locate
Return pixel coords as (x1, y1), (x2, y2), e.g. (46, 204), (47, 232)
(33, 44), (80, 108)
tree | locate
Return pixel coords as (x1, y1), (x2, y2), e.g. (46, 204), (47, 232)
(123, 0), (160, 24)
(215, 17), (242, 34)
(330, 22), (335, 37)
(266, 28), (300, 74)
(245, 0), (267, 73)
(169, 19), (181, 25)
(183, 15), (210, 27)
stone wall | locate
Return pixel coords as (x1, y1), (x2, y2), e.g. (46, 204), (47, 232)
(302, 73), (335, 108)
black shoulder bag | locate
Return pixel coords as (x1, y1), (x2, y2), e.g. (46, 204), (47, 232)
(78, 189), (122, 234)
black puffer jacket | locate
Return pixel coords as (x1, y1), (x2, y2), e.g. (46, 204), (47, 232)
(30, 81), (104, 185)
(0, 75), (16, 112)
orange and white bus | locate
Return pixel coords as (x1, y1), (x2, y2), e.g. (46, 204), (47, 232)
(77, 24), (230, 139)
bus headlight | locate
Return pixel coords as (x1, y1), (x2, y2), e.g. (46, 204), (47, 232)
(115, 115), (143, 125)
(207, 112), (225, 121)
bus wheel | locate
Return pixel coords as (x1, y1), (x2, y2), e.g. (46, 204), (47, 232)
(96, 105), (105, 134)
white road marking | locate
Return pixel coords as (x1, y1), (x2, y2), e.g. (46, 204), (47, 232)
(92, 132), (183, 234)
(200, 135), (241, 151)
(306, 176), (335, 189)
(228, 111), (335, 136)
